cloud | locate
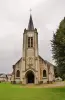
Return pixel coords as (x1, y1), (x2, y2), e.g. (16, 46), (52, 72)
(45, 24), (55, 31)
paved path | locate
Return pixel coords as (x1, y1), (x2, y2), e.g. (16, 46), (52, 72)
(21, 81), (65, 88)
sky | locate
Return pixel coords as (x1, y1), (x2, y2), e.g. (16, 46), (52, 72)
(0, 0), (65, 73)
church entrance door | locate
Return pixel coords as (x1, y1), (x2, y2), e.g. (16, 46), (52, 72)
(26, 71), (34, 84)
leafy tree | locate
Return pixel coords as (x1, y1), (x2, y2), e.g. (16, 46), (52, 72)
(51, 17), (65, 79)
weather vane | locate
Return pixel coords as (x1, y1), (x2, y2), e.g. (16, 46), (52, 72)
(30, 8), (32, 14)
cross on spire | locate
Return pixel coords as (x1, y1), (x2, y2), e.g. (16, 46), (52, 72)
(30, 8), (32, 14)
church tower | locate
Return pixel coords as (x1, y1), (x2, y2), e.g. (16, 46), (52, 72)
(21, 14), (39, 84)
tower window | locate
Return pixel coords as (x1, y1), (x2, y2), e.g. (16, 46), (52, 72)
(31, 37), (33, 47)
(28, 37), (33, 48)
(28, 37), (30, 47)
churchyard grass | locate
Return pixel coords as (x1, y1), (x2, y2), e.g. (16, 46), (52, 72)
(0, 83), (65, 100)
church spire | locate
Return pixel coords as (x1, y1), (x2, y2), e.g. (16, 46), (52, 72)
(28, 14), (34, 30)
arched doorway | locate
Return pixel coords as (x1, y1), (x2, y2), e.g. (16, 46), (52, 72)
(26, 71), (34, 84)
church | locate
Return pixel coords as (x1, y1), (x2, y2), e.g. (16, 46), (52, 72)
(11, 14), (55, 84)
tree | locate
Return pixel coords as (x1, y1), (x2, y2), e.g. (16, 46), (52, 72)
(51, 17), (65, 79)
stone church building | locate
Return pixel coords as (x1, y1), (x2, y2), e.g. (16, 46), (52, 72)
(11, 14), (55, 84)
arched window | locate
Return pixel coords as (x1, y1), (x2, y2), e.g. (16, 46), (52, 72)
(43, 70), (46, 77)
(16, 70), (20, 77)
(28, 37), (33, 48)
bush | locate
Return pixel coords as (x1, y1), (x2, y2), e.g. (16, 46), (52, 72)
(62, 74), (65, 81)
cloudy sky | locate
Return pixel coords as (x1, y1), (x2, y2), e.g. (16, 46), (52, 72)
(0, 0), (65, 73)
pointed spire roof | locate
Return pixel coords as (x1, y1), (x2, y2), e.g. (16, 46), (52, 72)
(28, 14), (34, 30)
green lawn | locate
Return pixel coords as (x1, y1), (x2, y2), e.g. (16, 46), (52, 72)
(0, 83), (65, 100)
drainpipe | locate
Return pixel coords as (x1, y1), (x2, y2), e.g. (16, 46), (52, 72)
(48, 65), (50, 84)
